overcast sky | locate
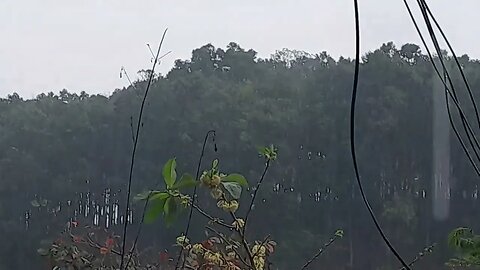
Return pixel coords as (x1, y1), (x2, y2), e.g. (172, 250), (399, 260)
(0, 0), (478, 98)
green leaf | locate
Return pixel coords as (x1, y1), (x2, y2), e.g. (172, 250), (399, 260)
(164, 197), (178, 227)
(334, 229), (344, 238)
(134, 190), (167, 202)
(37, 248), (49, 256)
(162, 158), (177, 188)
(212, 159), (219, 169)
(133, 191), (152, 202)
(149, 192), (169, 202)
(171, 173), (197, 190)
(448, 227), (474, 249)
(258, 145), (278, 161)
(221, 182), (242, 199)
(144, 195), (169, 224)
(257, 146), (268, 156)
(40, 199), (48, 207)
(211, 159), (220, 174)
(30, 200), (40, 207)
(223, 173), (248, 187)
(164, 197), (174, 215)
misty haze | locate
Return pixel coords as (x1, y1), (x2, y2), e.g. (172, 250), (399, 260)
(1, 1), (480, 269)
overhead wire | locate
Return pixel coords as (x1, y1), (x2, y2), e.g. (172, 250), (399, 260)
(422, 1), (480, 129)
(349, 0), (411, 268)
(415, 0), (480, 165)
(401, 0), (480, 177)
(417, 0), (480, 153)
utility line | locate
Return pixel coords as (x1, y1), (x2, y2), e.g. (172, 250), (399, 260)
(349, 0), (411, 268)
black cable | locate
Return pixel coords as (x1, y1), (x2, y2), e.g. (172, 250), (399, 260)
(444, 73), (480, 177)
(119, 28), (168, 270)
(422, 1), (480, 129)
(401, 0), (480, 176)
(416, 0), (480, 153)
(350, 0), (411, 268)
(416, 0), (480, 166)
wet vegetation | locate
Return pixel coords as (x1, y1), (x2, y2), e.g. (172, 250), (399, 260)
(1, 42), (480, 269)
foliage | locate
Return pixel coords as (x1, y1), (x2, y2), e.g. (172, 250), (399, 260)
(137, 147), (281, 270)
(37, 221), (172, 269)
(0, 41), (474, 268)
(40, 145), (344, 269)
(447, 227), (480, 268)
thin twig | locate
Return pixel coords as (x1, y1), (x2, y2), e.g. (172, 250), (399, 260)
(81, 233), (122, 256)
(227, 205), (255, 268)
(128, 131), (216, 269)
(119, 28), (168, 270)
(300, 233), (341, 270)
(67, 232), (118, 255)
(130, 116), (135, 144)
(235, 155), (273, 268)
(251, 235), (271, 259)
(124, 190), (155, 268)
(120, 66), (137, 90)
(244, 159), (271, 233)
(147, 43), (172, 63)
(191, 201), (235, 229)
(176, 130), (217, 269)
(205, 226), (251, 268)
(398, 244), (435, 270)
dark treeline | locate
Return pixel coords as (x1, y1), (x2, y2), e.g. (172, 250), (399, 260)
(1, 41), (480, 269)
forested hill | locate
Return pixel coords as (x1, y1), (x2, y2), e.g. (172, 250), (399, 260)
(1, 42), (480, 269)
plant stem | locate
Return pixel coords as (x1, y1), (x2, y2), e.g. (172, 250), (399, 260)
(399, 244), (435, 270)
(243, 159), (271, 234)
(119, 28), (168, 270)
(190, 201), (235, 229)
(176, 130), (216, 269)
(206, 226), (251, 268)
(301, 233), (341, 270)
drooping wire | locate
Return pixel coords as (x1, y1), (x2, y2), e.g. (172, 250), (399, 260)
(401, 0), (480, 176)
(402, 0), (480, 174)
(119, 28), (168, 270)
(415, 0), (480, 164)
(415, 0), (480, 150)
(443, 69), (480, 177)
(349, 0), (411, 268)
(422, 1), (480, 130)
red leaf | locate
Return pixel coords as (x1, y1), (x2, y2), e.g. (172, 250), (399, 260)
(99, 247), (109, 255)
(159, 251), (169, 262)
(105, 237), (115, 248)
(201, 240), (214, 249)
(72, 235), (83, 243)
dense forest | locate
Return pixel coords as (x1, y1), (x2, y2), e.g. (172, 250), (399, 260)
(1, 41), (480, 269)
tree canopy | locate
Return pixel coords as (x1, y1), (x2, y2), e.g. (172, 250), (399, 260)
(1, 41), (480, 269)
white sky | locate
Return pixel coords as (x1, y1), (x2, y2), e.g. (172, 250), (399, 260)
(0, 0), (478, 98)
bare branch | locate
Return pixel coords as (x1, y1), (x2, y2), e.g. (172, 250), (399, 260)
(301, 231), (342, 270)
(119, 28), (168, 270)
(399, 244), (436, 270)
(205, 226), (251, 268)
